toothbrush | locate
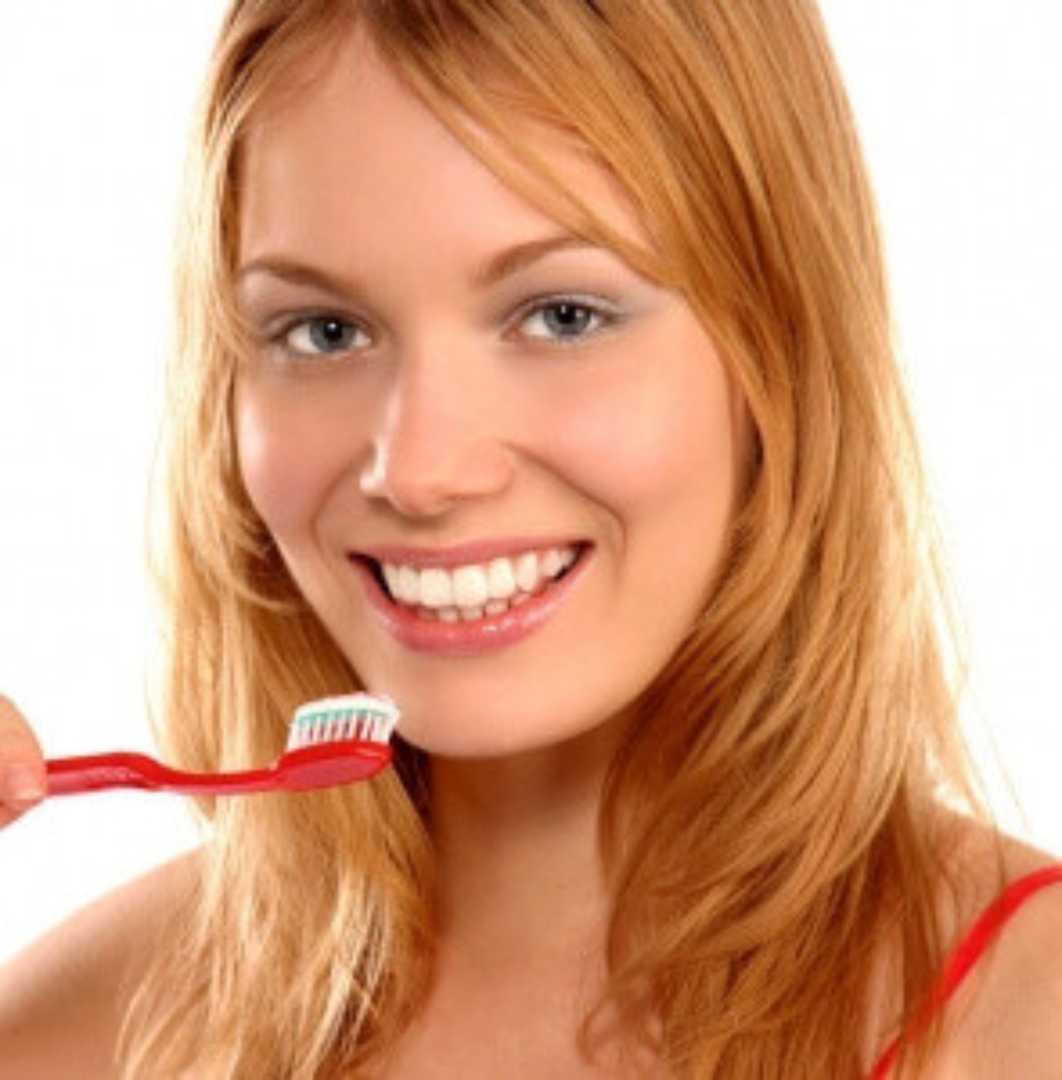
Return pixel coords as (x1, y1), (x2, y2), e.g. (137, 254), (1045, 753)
(43, 693), (398, 797)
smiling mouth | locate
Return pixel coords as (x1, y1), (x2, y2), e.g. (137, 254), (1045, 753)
(353, 543), (590, 617)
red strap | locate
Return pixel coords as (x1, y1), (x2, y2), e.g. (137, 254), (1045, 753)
(868, 864), (1062, 1078)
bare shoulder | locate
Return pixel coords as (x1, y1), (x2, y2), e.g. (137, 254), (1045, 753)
(0, 844), (206, 1080)
(930, 814), (1062, 1078)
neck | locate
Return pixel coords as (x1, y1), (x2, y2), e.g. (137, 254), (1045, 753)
(428, 722), (624, 971)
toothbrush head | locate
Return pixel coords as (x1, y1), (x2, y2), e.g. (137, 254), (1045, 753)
(277, 692), (399, 791)
(286, 693), (400, 751)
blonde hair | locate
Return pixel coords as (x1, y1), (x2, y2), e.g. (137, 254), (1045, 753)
(121, 1), (997, 1075)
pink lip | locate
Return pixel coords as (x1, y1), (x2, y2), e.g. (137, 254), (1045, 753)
(355, 536), (588, 570)
(350, 544), (594, 656)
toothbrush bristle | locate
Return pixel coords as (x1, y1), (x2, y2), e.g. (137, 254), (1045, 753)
(286, 693), (400, 751)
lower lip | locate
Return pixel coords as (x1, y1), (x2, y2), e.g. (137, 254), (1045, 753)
(350, 545), (594, 656)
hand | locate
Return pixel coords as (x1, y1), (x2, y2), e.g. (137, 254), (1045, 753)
(0, 695), (47, 827)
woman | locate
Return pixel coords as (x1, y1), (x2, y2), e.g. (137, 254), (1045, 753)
(1, 1), (1059, 1076)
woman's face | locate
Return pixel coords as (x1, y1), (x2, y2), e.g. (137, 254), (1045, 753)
(234, 25), (750, 759)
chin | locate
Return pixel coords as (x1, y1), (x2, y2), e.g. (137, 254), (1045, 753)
(394, 708), (623, 764)
(394, 726), (560, 761)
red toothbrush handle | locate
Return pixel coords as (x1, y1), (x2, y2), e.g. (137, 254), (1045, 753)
(46, 752), (284, 796)
(44, 743), (393, 797)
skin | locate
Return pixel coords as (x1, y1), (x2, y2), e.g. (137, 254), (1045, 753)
(234, 22), (748, 1069)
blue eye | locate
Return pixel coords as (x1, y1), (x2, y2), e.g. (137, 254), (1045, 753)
(517, 297), (617, 346)
(280, 316), (362, 357)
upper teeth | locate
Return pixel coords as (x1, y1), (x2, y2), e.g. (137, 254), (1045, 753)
(381, 545), (579, 608)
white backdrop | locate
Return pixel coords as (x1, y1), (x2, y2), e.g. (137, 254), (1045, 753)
(0, 2), (1059, 968)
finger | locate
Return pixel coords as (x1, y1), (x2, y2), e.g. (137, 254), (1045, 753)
(0, 694), (45, 756)
(0, 801), (32, 829)
(0, 695), (48, 813)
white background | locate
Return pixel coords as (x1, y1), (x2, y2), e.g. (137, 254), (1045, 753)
(0, 3), (1058, 967)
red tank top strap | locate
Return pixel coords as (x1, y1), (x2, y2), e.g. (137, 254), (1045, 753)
(868, 863), (1062, 1079)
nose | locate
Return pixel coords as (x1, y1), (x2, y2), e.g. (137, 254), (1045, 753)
(359, 351), (515, 518)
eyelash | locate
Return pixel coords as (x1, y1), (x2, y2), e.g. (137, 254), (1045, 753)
(264, 294), (622, 361)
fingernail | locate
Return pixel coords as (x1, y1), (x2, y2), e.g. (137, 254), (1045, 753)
(2, 765), (46, 806)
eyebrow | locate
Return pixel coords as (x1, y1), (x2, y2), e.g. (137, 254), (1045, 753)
(236, 234), (601, 296)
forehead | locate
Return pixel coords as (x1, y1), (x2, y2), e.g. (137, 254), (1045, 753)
(237, 22), (650, 265)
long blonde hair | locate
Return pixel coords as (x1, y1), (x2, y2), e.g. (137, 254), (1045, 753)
(121, 1), (996, 1075)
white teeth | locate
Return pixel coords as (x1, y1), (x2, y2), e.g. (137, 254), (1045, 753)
(380, 545), (579, 609)
(453, 566), (489, 607)
(513, 552), (539, 593)
(419, 568), (453, 607)
(540, 548), (564, 577)
(487, 556), (517, 598)
(395, 565), (420, 605)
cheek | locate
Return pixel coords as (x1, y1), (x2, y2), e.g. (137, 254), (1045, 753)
(234, 380), (340, 541)
(540, 347), (734, 514)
